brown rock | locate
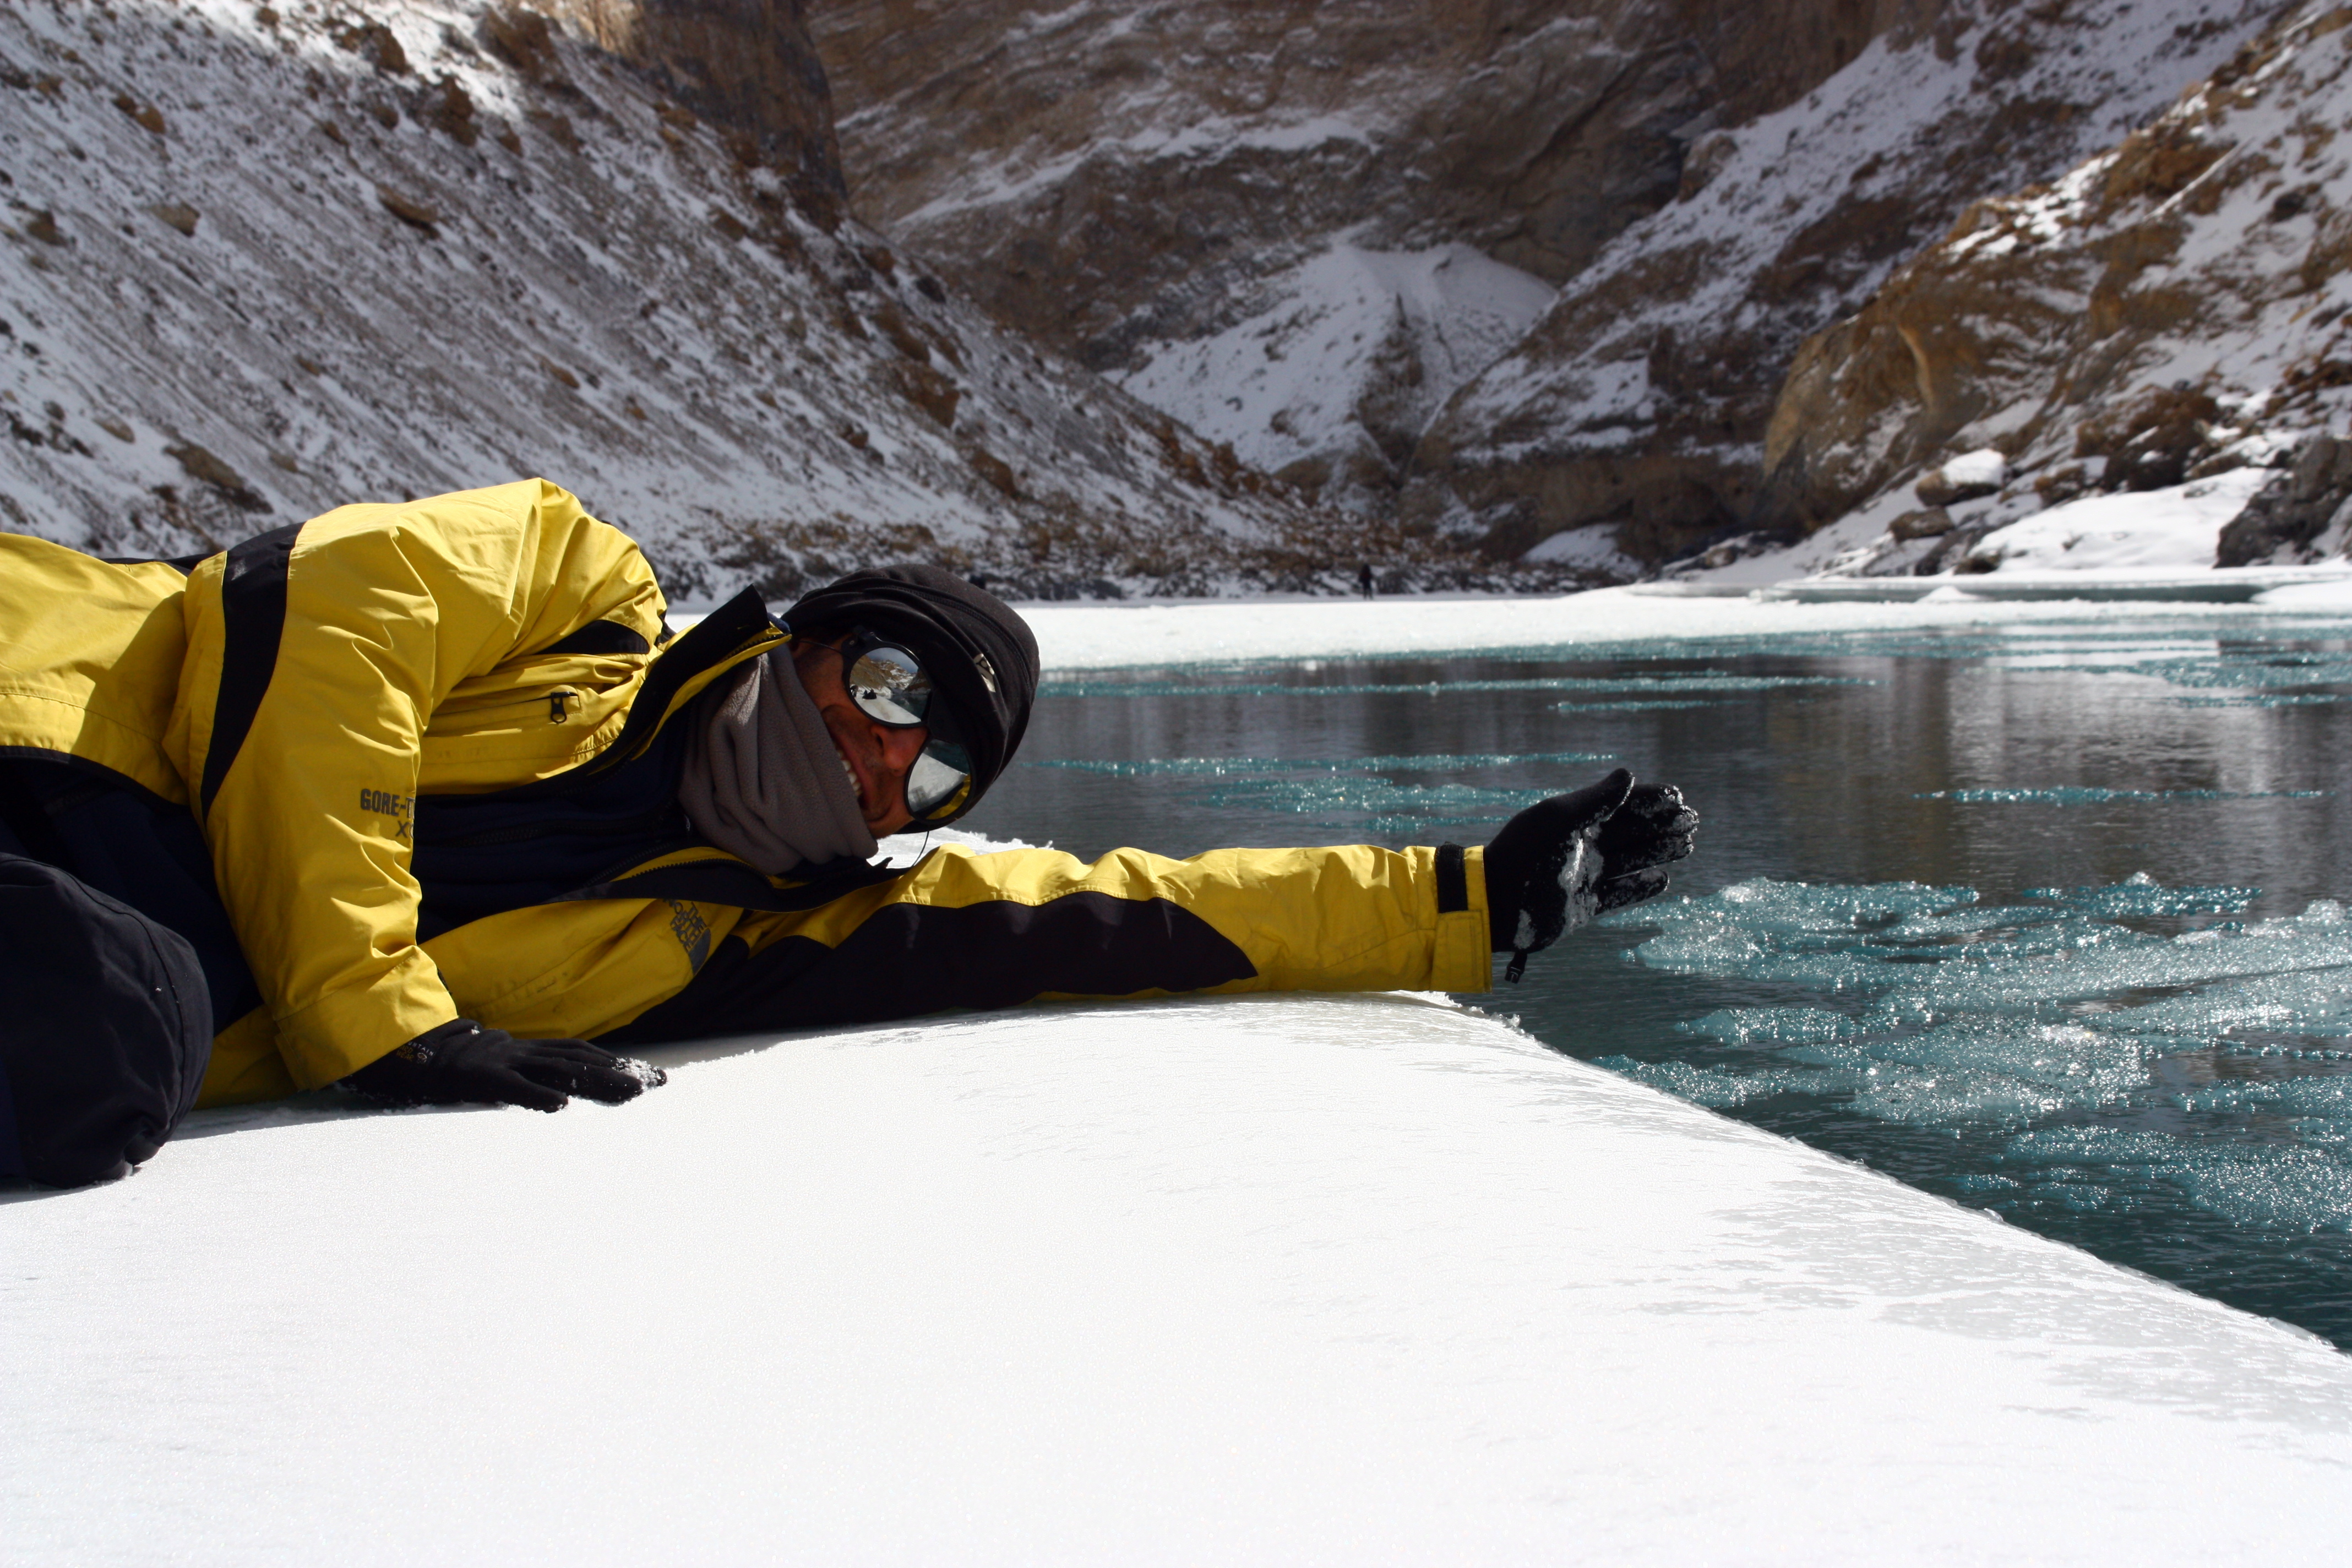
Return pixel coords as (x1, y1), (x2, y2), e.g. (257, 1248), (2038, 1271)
(375, 186), (442, 231)
(2217, 435), (2352, 565)
(2073, 386), (2222, 494)
(870, 302), (929, 364)
(164, 443), (269, 511)
(895, 361), (961, 428)
(335, 21), (410, 75)
(481, 6), (567, 85)
(1889, 507), (1954, 540)
(1914, 463), (2001, 508)
(23, 209), (64, 246)
(112, 92), (166, 135)
(967, 446), (1019, 497)
(148, 203), (199, 236)
(528, 107), (580, 153)
(419, 77), (479, 146)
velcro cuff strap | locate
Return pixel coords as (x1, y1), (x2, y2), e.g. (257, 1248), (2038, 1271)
(1435, 842), (1468, 915)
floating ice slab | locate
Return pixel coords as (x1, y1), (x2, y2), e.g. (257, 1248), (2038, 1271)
(7, 993), (2349, 1564)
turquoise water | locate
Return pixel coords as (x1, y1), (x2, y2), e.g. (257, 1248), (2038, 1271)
(961, 613), (2352, 1345)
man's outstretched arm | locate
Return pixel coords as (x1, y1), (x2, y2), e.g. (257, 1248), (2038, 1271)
(605, 769), (1696, 1044)
(605, 840), (1495, 1042)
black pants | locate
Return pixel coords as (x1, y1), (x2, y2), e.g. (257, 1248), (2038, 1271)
(0, 763), (221, 1185)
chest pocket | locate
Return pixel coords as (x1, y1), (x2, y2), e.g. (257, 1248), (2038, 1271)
(421, 652), (651, 782)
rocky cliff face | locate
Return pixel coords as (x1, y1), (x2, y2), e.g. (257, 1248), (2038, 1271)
(813, 0), (1938, 519)
(0, 0), (1397, 598)
(1403, 0), (2275, 569)
(1753, 2), (2352, 575)
(524, 0), (844, 216)
(816, 0), (2278, 568)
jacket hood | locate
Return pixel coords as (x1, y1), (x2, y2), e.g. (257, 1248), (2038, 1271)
(781, 565), (1039, 825)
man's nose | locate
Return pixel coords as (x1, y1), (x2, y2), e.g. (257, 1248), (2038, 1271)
(874, 722), (928, 773)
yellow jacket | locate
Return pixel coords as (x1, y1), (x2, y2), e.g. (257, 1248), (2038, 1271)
(0, 481), (1491, 1108)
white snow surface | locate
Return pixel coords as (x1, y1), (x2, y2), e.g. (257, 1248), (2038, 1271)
(10, 990), (2352, 1564)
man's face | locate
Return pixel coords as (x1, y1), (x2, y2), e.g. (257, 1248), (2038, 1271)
(790, 636), (927, 836)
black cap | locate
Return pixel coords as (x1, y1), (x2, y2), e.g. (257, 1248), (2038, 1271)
(782, 565), (1039, 825)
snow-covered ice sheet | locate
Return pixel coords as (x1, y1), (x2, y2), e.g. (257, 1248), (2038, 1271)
(1014, 585), (2352, 671)
(2260, 577), (2352, 608)
(6, 992), (2350, 1564)
(1969, 471), (2277, 574)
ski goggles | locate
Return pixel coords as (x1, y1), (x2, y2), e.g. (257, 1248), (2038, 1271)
(830, 629), (973, 819)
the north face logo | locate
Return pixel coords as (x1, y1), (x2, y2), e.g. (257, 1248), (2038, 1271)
(666, 900), (712, 970)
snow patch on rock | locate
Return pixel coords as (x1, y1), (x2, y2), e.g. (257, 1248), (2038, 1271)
(1114, 241), (1554, 513)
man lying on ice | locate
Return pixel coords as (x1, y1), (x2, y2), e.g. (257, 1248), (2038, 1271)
(0, 480), (1697, 1185)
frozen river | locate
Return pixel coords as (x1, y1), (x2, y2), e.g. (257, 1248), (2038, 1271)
(971, 606), (2352, 1344)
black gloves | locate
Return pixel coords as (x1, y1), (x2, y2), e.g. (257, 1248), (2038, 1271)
(1484, 767), (1698, 983)
(342, 1019), (666, 1112)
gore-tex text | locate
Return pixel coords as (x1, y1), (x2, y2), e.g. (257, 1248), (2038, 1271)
(359, 787), (414, 843)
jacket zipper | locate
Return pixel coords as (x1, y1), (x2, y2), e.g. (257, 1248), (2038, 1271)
(549, 690), (575, 723)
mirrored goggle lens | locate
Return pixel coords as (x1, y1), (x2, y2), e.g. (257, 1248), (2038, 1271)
(905, 740), (972, 816)
(846, 645), (931, 726)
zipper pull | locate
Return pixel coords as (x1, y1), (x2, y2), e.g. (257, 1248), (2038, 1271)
(549, 691), (571, 723)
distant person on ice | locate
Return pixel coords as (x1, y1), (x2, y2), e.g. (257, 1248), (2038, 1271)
(0, 481), (1696, 1184)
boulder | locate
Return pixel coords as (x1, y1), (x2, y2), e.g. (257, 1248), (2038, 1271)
(1914, 449), (2005, 507)
(2216, 434), (2352, 565)
(1889, 507), (1955, 540)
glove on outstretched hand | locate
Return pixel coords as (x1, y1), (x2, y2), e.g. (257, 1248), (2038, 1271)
(1596, 781), (1700, 888)
(1484, 769), (1699, 983)
(342, 1019), (666, 1112)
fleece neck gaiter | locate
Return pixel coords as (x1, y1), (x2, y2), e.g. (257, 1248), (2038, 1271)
(677, 650), (878, 875)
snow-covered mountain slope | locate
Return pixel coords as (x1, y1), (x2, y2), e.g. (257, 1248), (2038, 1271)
(0, 0), (1338, 599)
(10, 993), (2351, 1563)
(813, 0), (1954, 531)
(1756, 2), (2352, 581)
(1404, 0), (2277, 569)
